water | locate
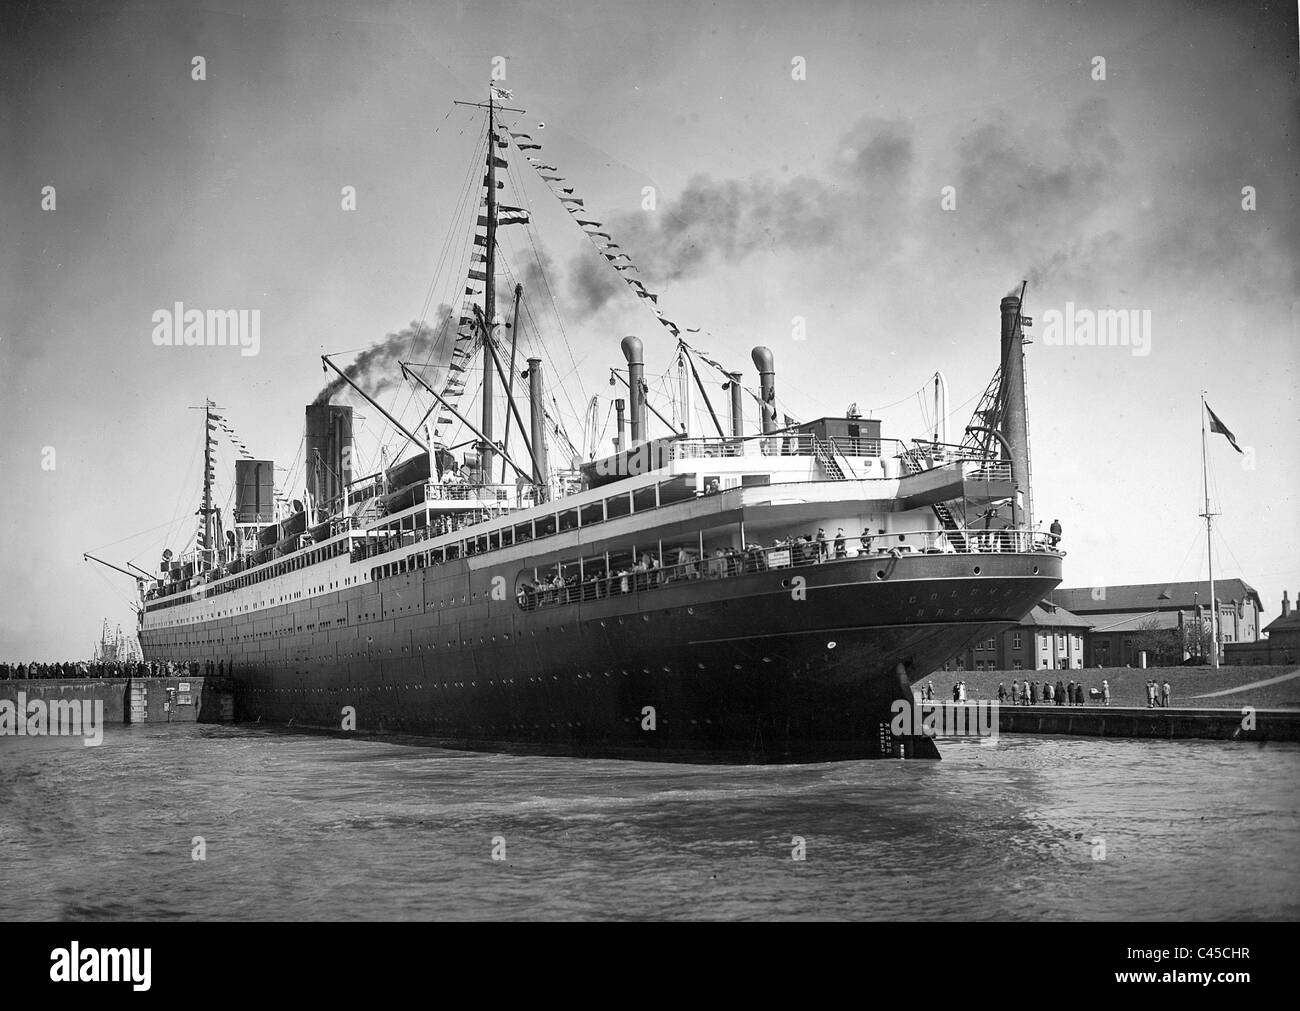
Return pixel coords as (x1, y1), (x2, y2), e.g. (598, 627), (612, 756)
(2, 726), (1297, 920)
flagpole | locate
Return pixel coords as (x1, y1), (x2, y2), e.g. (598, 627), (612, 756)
(1200, 391), (1219, 669)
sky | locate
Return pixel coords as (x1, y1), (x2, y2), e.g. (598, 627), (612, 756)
(1, 0), (1297, 660)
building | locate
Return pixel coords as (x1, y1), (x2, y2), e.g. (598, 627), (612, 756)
(1049, 579), (1264, 667)
(944, 601), (1092, 672)
(1225, 590), (1298, 665)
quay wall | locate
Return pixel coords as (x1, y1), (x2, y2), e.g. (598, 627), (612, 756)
(928, 702), (1300, 743)
(0, 677), (233, 724)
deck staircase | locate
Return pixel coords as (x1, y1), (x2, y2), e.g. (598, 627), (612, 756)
(812, 437), (846, 480)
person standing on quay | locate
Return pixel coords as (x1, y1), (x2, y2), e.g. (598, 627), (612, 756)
(1102, 679), (1110, 706)
(1075, 681), (1085, 706)
(997, 683), (1006, 704)
(1030, 680), (1038, 705)
(1056, 678), (1067, 706)
(1161, 680), (1171, 707)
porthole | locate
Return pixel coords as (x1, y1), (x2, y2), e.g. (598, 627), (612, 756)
(973, 566), (982, 575)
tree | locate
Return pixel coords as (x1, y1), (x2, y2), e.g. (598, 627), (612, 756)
(1132, 617), (1181, 666)
(1179, 617), (1214, 663)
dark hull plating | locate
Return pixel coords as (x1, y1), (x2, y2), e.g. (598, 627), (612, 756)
(140, 552), (1062, 762)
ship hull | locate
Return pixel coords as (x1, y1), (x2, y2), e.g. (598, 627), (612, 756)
(141, 551), (1062, 762)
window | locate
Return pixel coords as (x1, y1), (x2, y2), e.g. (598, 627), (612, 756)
(1012, 633), (1022, 650)
(1012, 659), (1023, 670)
(986, 637), (996, 650)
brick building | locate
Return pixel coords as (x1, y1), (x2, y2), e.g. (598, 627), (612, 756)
(1225, 589), (1298, 665)
(1049, 579), (1264, 667)
(944, 601), (1092, 672)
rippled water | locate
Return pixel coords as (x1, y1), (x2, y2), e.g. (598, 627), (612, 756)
(2, 726), (1296, 920)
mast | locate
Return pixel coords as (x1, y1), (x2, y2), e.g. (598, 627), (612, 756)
(201, 400), (214, 570)
(480, 92), (498, 483)
(501, 282), (524, 484)
(1200, 392), (1220, 668)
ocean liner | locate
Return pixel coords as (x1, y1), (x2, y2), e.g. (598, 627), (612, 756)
(127, 89), (1063, 761)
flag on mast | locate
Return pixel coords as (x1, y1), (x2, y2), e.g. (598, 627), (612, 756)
(1205, 403), (1243, 454)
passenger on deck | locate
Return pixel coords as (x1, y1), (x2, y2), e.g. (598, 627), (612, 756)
(834, 528), (847, 558)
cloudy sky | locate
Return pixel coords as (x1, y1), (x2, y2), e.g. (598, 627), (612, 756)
(1, 0), (1296, 660)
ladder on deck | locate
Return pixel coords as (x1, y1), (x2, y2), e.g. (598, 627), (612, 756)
(932, 501), (968, 552)
(813, 437), (846, 480)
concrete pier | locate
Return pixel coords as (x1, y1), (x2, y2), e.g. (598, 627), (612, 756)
(0, 677), (233, 725)
(963, 703), (1300, 743)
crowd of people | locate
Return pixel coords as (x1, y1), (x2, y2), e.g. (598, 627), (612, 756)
(917, 676), (1187, 709)
(0, 659), (218, 681)
(1000, 678), (1096, 706)
(918, 678), (1107, 706)
(517, 529), (875, 610)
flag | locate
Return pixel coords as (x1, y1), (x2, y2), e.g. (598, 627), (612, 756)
(490, 85), (513, 101)
(1206, 403), (1243, 454)
(497, 205), (530, 225)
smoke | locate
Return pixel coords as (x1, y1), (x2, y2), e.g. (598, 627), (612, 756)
(519, 248), (553, 299)
(314, 305), (454, 404)
(568, 250), (625, 315)
(564, 117), (915, 303)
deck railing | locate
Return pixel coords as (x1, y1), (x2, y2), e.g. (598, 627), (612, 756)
(516, 529), (1060, 611)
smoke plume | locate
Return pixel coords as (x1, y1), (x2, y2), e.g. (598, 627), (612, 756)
(561, 117), (914, 308)
(314, 305), (455, 404)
